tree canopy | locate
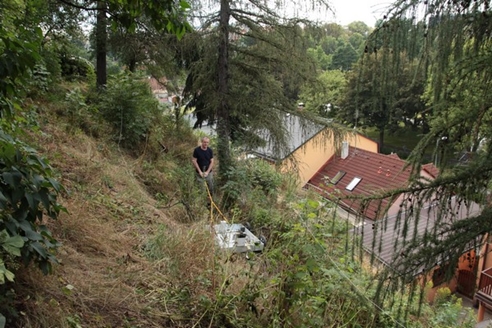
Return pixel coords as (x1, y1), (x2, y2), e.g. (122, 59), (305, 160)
(340, 50), (426, 149)
(181, 0), (331, 177)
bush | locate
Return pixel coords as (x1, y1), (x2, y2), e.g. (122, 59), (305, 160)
(0, 129), (65, 325)
(222, 157), (282, 207)
(96, 72), (161, 150)
(40, 48), (62, 85)
(60, 55), (93, 80)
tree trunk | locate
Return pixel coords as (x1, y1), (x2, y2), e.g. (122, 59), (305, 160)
(96, 1), (107, 88)
(379, 128), (385, 152)
(216, 0), (231, 181)
(128, 57), (136, 73)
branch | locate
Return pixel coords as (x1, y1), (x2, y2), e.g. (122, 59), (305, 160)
(56, 0), (102, 11)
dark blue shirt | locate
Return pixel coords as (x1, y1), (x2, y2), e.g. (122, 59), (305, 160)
(193, 147), (213, 172)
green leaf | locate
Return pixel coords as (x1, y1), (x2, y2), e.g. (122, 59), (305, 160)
(31, 242), (47, 258)
(180, 0), (190, 9)
(4, 235), (24, 248)
(295, 271), (307, 279)
(39, 261), (52, 275)
(3, 245), (21, 257)
(0, 191), (8, 206)
(62, 284), (75, 296)
(47, 178), (61, 192)
(18, 219), (32, 232)
(2, 171), (22, 188)
(25, 192), (35, 210)
(306, 199), (319, 209)
(0, 259), (15, 284)
(37, 189), (50, 211)
(25, 230), (43, 241)
(0, 230), (9, 244)
(4, 269), (14, 282)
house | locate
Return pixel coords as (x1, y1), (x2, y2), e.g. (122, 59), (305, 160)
(148, 77), (173, 104)
(306, 145), (437, 221)
(475, 234), (492, 322)
(250, 113), (378, 187)
(356, 198), (481, 302)
(307, 144), (482, 302)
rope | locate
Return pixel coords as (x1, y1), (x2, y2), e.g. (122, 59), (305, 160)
(202, 177), (228, 223)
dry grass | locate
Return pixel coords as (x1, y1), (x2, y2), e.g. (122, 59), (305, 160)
(10, 109), (227, 327)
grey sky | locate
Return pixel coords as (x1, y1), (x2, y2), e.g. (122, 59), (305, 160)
(325, 0), (393, 27)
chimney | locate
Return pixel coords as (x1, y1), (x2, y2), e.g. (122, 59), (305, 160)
(341, 141), (349, 159)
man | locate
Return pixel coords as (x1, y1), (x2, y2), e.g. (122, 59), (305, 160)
(192, 136), (214, 195)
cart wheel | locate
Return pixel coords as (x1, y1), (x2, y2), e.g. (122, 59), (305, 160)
(243, 221), (252, 232)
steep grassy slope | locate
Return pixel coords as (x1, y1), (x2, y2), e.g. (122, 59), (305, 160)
(12, 103), (221, 327)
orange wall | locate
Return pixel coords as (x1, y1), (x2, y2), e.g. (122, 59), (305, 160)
(422, 251), (475, 302)
(282, 130), (378, 187)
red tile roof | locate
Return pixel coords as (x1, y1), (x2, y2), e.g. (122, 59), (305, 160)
(148, 77), (168, 92)
(422, 163), (439, 178)
(307, 147), (413, 220)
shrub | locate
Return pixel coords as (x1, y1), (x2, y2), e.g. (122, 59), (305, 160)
(59, 55), (93, 80)
(221, 157), (282, 208)
(0, 129), (65, 325)
(96, 72), (161, 150)
(64, 87), (95, 132)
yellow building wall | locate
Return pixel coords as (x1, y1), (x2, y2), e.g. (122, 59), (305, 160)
(281, 130), (379, 187)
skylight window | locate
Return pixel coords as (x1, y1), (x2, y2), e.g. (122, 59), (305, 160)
(346, 177), (362, 191)
(330, 170), (346, 184)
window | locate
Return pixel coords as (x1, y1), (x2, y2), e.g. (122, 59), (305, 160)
(330, 171), (346, 184)
(346, 177), (362, 191)
(432, 265), (449, 286)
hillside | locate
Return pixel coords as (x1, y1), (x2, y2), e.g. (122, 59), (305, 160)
(12, 100), (223, 327)
(4, 89), (477, 328)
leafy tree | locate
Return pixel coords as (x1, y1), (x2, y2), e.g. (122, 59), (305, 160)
(320, 35), (338, 55)
(298, 70), (346, 117)
(0, 2), (69, 325)
(347, 21), (371, 36)
(307, 46), (332, 71)
(0, 2), (42, 118)
(339, 51), (426, 149)
(322, 22), (345, 39)
(330, 41), (359, 70)
(96, 72), (161, 149)
(349, 33), (365, 51)
(61, 0), (192, 87)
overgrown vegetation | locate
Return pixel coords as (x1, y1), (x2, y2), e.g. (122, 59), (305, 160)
(1, 0), (488, 326)
(0, 77), (473, 327)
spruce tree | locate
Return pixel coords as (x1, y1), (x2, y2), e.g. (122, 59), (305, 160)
(358, 0), (492, 317)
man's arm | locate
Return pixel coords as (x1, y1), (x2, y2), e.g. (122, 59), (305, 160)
(192, 157), (203, 176)
(205, 158), (214, 175)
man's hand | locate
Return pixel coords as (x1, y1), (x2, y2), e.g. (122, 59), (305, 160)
(203, 172), (208, 178)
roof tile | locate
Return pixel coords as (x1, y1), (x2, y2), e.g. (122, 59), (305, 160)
(308, 147), (412, 220)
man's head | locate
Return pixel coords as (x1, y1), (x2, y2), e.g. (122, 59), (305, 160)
(200, 137), (210, 149)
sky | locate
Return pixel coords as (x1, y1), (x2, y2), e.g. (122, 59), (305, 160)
(323, 0), (394, 27)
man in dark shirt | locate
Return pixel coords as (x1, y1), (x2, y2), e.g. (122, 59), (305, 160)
(192, 136), (214, 195)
